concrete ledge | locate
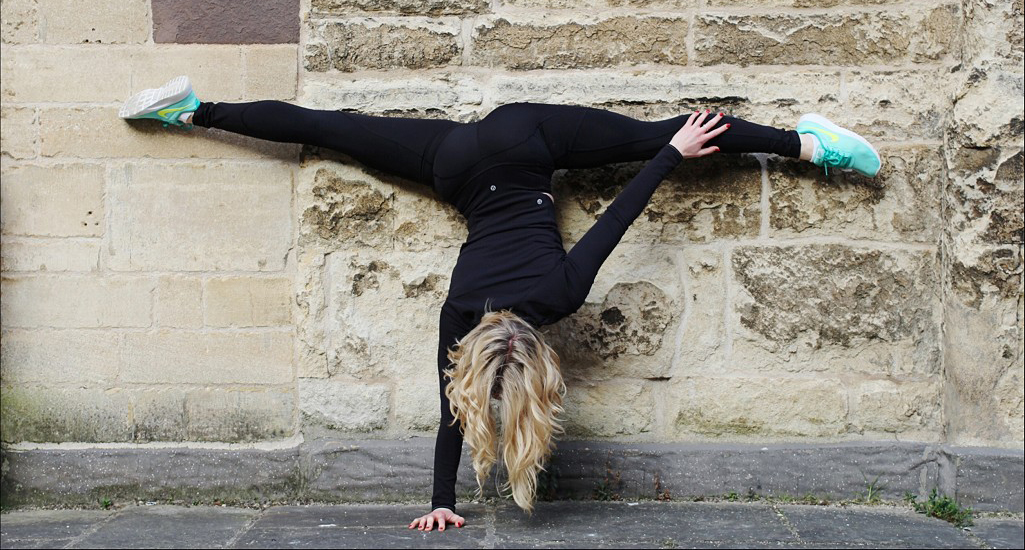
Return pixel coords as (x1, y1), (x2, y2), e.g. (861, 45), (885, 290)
(2, 440), (1021, 511)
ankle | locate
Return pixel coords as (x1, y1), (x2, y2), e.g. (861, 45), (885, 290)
(179, 112), (194, 125)
(798, 133), (817, 161)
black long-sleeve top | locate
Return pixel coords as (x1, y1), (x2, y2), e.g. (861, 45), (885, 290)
(430, 144), (684, 512)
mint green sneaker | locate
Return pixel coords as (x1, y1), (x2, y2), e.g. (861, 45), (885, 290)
(796, 113), (882, 177)
(119, 75), (200, 128)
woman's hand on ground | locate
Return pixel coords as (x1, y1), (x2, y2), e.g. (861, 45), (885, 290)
(669, 110), (729, 158)
(409, 508), (465, 532)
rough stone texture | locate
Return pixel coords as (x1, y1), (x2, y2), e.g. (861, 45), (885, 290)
(0, 0), (37, 43)
(2, 48), (134, 102)
(306, 19), (461, 73)
(299, 379), (391, 433)
(769, 146), (944, 243)
(695, 6), (960, 66)
(1, 106), (37, 159)
(152, 0), (300, 44)
(668, 377), (848, 439)
(0, 164), (104, 237)
(471, 16), (688, 70)
(730, 245), (941, 379)
(107, 162), (293, 271)
(844, 70), (954, 141)
(185, 388), (296, 442)
(312, 0), (488, 15)
(38, 0), (149, 44)
(554, 153), (762, 244)
(562, 379), (657, 437)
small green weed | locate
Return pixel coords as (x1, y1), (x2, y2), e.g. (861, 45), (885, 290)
(856, 475), (885, 504)
(99, 497), (113, 510)
(904, 489), (974, 528)
(724, 491), (739, 502)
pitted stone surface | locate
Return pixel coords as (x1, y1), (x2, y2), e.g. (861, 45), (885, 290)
(732, 245), (938, 347)
(312, 0), (487, 15)
(471, 16), (689, 70)
(152, 0), (300, 44)
(307, 20), (461, 72)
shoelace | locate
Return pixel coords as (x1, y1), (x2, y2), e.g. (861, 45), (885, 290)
(818, 147), (851, 176)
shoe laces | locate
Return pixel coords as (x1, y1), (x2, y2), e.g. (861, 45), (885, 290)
(818, 146), (851, 176)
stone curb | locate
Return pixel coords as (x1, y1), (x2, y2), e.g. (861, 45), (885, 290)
(1, 440), (1021, 512)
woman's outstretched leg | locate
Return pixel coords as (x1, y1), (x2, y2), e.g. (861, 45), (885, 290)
(120, 76), (461, 186)
(192, 101), (460, 185)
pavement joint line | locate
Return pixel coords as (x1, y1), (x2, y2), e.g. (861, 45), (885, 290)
(770, 504), (803, 544)
(483, 502), (498, 549)
(223, 506), (265, 548)
(59, 507), (122, 549)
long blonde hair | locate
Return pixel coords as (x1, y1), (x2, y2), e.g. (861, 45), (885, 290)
(443, 310), (566, 514)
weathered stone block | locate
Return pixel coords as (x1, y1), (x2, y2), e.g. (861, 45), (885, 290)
(769, 146), (944, 243)
(471, 15), (688, 70)
(243, 45), (298, 100)
(0, 240), (100, 272)
(730, 245), (941, 377)
(947, 67), (1024, 149)
(845, 70), (954, 141)
(299, 165), (397, 249)
(962, 0), (1024, 67)
(707, 0), (902, 4)
(392, 371), (442, 432)
(1, 0), (37, 43)
(554, 153), (761, 244)
(393, 187), (467, 251)
(668, 377), (847, 438)
(944, 244), (1023, 446)
(0, 329), (119, 384)
(153, 0), (300, 44)
(132, 389), (188, 441)
(107, 162), (293, 271)
(40, 107), (299, 159)
(673, 247), (727, 375)
(0, 276), (153, 328)
(120, 330), (293, 385)
(39, 0), (149, 44)
(155, 276), (203, 329)
(206, 277), (293, 327)
(1, 106), (37, 159)
(503, 0), (697, 8)
(546, 244), (683, 381)
(1, 47), (133, 102)
(0, 386), (133, 443)
(946, 148), (1023, 245)
(307, 19), (461, 72)
(563, 379), (656, 437)
(185, 388), (295, 442)
(298, 379), (390, 432)
(0, 164), (104, 237)
(851, 380), (943, 438)
(694, 6), (959, 66)
(311, 0), (487, 14)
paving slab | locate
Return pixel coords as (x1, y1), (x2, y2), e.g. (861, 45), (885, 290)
(968, 518), (1025, 549)
(0, 509), (112, 549)
(68, 505), (257, 549)
(779, 505), (974, 549)
(493, 501), (795, 547)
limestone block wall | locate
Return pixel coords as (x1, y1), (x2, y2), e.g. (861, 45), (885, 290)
(1, 0), (1022, 451)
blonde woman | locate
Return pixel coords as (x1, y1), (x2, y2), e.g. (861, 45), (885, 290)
(119, 76), (881, 532)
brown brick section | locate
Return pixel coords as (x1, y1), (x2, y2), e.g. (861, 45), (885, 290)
(152, 0), (300, 44)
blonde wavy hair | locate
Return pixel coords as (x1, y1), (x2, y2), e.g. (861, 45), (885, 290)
(443, 310), (567, 514)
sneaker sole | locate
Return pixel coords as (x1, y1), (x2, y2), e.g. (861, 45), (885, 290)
(798, 113), (882, 175)
(118, 76), (192, 119)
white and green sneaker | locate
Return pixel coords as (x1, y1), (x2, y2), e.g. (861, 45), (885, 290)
(796, 114), (881, 177)
(118, 75), (200, 128)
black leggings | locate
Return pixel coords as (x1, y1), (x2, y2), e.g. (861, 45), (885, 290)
(193, 101), (801, 188)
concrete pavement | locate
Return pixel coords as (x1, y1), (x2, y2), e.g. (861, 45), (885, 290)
(1, 501), (1022, 549)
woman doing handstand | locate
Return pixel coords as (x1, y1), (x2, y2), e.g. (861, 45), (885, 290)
(119, 75), (881, 532)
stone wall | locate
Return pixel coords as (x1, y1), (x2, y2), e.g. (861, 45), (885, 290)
(1, 0), (1022, 457)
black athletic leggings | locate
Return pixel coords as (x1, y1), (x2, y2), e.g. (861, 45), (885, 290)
(192, 101), (801, 188)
